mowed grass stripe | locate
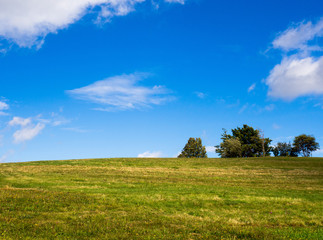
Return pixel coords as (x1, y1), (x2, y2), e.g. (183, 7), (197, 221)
(0, 157), (322, 239)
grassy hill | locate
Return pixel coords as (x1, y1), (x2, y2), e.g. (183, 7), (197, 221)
(0, 157), (322, 239)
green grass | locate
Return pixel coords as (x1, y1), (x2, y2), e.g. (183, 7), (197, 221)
(0, 157), (322, 239)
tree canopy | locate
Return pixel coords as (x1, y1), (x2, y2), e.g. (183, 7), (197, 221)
(292, 134), (320, 157)
(178, 137), (207, 158)
(216, 125), (272, 158)
(216, 138), (242, 158)
(271, 142), (298, 157)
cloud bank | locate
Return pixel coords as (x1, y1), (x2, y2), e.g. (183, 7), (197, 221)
(266, 18), (323, 101)
(0, 0), (185, 48)
(67, 73), (174, 111)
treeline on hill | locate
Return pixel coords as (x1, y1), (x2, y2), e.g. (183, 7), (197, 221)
(178, 124), (320, 158)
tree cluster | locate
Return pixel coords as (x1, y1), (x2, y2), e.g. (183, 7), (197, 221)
(271, 142), (297, 157)
(216, 125), (272, 158)
(177, 125), (320, 159)
(273, 135), (320, 157)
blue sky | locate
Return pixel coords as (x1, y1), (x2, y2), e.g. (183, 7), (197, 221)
(0, 0), (323, 162)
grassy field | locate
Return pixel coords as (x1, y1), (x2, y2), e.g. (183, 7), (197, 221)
(0, 157), (322, 239)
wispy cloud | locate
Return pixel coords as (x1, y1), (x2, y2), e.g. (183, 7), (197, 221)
(12, 123), (45, 144)
(9, 117), (31, 127)
(8, 116), (45, 144)
(138, 151), (163, 158)
(0, 100), (9, 116)
(0, 0), (185, 49)
(36, 112), (70, 127)
(67, 73), (174, 111)
(248, 83), (256, 93)
(239, 103), (249, 114)
(272, 19), (323, 52)
(0, 101), (9, 111)
(266, 18), (323, 101)
(238, 103), (275, 114)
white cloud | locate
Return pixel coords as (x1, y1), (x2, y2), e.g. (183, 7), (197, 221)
(67, 73), (174, 111)
(266, 18), (323, 101)
(9, 117), (32, 127)
(205, 146), (215, 153)
(266, 56), (323, 100)
(0, 0), (185, 48)
(8, 116), (45, 143)
(273, 19), (323, 52)
(248, 83), (256, 93)
(138, 151), (162, 158)
(272, 123), (281, 130)
(0, 101), (9, 115)
(12, 123), (45, 144)
(0, 101), (9, 110)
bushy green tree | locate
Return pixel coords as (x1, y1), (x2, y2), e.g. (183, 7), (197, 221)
(231, 125), (272, 157)
(178, 137), (207, 158)
(293, 134), (320, 157)
(271, 142), (298, 157)
(216, 138), (242, 158)
(216, 125), (272, 158)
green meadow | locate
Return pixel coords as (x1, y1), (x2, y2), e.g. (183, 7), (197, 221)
(0, 157), (322, 239)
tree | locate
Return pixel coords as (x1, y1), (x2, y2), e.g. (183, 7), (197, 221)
(232, 125), (271, 157)
(216, 138), (242, 158)
(292, 134), (320, 157)
(178, 137), (207, 158)
(271, 142), (298, 157)
(216, 125), (272, 158)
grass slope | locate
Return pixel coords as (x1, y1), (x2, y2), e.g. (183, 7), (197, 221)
(0, 157), (322, 239)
